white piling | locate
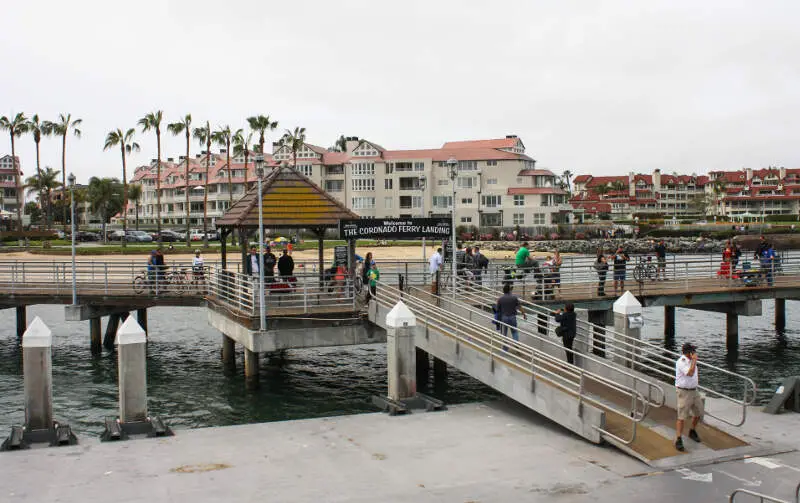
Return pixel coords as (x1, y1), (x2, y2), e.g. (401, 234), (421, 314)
(386, 301), (417, 401)
(612, 291), (644, 369)
(116, 315), (148, 423)
(22, 317), (53, 431)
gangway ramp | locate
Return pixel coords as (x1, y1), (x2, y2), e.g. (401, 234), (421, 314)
(420, 280), (765, 467)
(366, 282), (713, 466)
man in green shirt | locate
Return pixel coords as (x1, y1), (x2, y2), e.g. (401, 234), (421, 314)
(515, 242), (530, 267)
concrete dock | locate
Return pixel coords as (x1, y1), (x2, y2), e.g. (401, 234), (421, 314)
(1, 398), (799, 502)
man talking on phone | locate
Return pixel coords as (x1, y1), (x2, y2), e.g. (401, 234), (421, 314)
(675, 342), (703, 452)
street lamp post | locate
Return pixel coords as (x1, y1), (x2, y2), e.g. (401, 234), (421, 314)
(418, 174), (427, 278)
(68, 173), (77, 306)
(446, 157), (458, 298)
(255, 154), (267, 331)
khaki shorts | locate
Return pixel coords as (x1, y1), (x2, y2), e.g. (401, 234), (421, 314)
(677, 388), (704, 420)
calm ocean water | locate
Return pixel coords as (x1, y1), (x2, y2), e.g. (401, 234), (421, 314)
(0, 297), (796, 437)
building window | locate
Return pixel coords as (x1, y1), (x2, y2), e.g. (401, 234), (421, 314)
(460, 216), (472, 223)
(482, 195), (502, 208)
(457, 160), (478, 171)
(385, 163), (394, 174)
(325, 180), (344, 192)
(432, 195), (452, 208)
(297, 165), (313, 177)
(486, 160), (498, 166)
(352, 163), (375, 176)
(325, 165), (344, 175)
(414, 162), (425, 171)
(461, 197), (472, 204)
(437, 179), (449, 186)
(513, 195), (525, 206)
(513, 213), (524, 225)
(395, 162), (413, 172)
(352, 179), (375, 192)
(384, 179), (393, 190)
(351, 197), (375, 209)
(486, 178), (498, 185)
(533, 213), (545, 225)
(457, 176), (475, 189)
(384, 197), (393, 209)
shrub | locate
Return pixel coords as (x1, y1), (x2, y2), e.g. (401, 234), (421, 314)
(575, 232), (586, 240)
(534, 234), (546, 240)
(549, 233), (559, 240)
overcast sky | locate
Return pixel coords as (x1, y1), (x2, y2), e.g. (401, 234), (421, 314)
(2, 0), (799, 183)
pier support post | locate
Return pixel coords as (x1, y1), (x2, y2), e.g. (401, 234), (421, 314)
(386, 301), (417, 401)
(221, 334), (236, 369)
(416, 348), (430, 388)
(136, 308), (148, 336)
(775, 299), (786, 332)
(726, 312), (739, 351)
(104, 313), (121, 349)
(664, 306), (676, 341)
(612, 292), (643, 369)
(90, 317), (102, 353)
(117, 317), (148, 423)
(433, 357), (448, 383)
(23, 317), (53, 431)
(244, 348), (259, 383)
(16, 305), (26, 339)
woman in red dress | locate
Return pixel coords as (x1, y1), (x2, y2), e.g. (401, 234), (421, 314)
(718, 245), (732, 278)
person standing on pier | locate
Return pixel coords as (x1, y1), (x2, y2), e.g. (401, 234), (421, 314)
(429, 247), (443, 294)
(594, 252), (608, 297)
(551, 250), (563, 296)
(263, 246), (277, 283)
(472, 246), (489, 285)
(245, 246), (263, 277)
(278, 248), (294, 279)
(759, 241), (777, 287)
(654, 239), (667, 280)
(553, 303), (577, 365)
(612, 247), (630, 294)
(674, 342), (703, 452)
(496, 283), (527, 347)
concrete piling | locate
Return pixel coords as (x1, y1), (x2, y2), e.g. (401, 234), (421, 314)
(137, 308), (148, 336)
(16, 305), (26, 339)
(726, 312), (739, 351)
(664, 306), (676, 341)
(90, 318), (102, 353)
(385, 301), (417, 401)
(775, 298), (786, 332)
(222, 334), (236, 369)
(116, 316), (148, 423)
(587, 310), (607, 358)
(416, 347), (430, 388)
(244, 349), (259, 384)
(612, 292), (643, 369)
(22, 317), (53, 431)
(104, 313), (121, 349)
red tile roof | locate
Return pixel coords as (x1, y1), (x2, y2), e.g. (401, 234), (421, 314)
(441, 138), (521, 150)
(517, 169), (555, 177)
(572, 175), (592, 184)
(572, 202), (611, 213)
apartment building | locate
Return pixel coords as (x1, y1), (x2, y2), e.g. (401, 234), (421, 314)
(708, 167), (800, 217)
(0, 154), (22, 215)
(571, 169), (710, 219)
(124, 136), (571, 229)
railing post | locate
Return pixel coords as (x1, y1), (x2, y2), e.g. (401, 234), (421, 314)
(684, 263), (688, 290)
(104, 263), (109, 295)
(303, 278), (308, 313)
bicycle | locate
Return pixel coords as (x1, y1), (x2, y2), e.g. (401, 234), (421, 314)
(190, 266), (207, 294)
(132, 268), (173, 295)
(633, 256), (658, 284)
(166, 267), (189, 296)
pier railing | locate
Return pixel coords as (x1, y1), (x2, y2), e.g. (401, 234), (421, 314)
(373, 280), (651, 446)
(442, 279), (758, 427)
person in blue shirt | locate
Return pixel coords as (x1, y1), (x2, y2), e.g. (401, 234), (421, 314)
(760, 244), (777, 286)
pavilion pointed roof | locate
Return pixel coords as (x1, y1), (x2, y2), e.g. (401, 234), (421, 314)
(215, 165), (359, 229)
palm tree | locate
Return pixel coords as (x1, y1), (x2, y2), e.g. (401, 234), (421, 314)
(0, 113), (29, 230)
(212, 125), (234, 205)
(712, 179), (727, 217)
(25, 166), (61, 228)
(128, 184), (143, 230)
(138, 111), (164, 243)
(43, 114), (82, 232)
(279, 127), (307, 171)
(561, 170), (573, 194)
(610, 180), (626, 193)
(167, 114), (193, 246)
(246, 114), (278, 155)
(88, 177), (124, 243)
(27, 115), (50, 222)
(592, 184), (610, 198)
(103, 128), (140, 246)
(233, 128), (254, 188)
(193, 122), (213, 245)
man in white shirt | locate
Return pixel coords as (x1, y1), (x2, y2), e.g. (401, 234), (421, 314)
(675, 342), (703, 452)
(429, 247), (443, 294)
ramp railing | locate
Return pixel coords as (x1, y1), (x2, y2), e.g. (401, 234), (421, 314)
(423, 274), (758, 427)
(372, 280), (651, 446)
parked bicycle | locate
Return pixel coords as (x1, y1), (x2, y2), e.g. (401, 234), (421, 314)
(132, 266), (189, 295)
(633, 256), (657, 284)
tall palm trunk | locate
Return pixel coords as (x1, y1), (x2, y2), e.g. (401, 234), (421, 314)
(34, 138), (46, 229)
(135, 204), (139, 230)
(61, 134), (67, 231)
(244, 149), (249, 189)
(203, 137), (210, 245)
(156, 130), (162, 245)
(226, 143), (233, 205)
(11, 136), (21, 231)
(120, 145), (128, 247)
(185, 131), (191, 247)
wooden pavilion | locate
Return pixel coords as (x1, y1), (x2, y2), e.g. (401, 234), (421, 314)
(214, 165), (360, 273)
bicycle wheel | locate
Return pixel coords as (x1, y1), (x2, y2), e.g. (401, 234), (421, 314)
(133, 275), (146, 295)
(354, 275), (363, 293)
(646, 264), (658, 281)
(633, 266), (644, 283)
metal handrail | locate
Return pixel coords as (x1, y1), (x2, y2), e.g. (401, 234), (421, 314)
(403, 282), (666, 411)
(729, 487), (794, 503)
(373, 280), (649, 445)
(425, 274), (758, 427)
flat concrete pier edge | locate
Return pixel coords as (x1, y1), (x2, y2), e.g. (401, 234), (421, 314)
(1, 397), (799, 502)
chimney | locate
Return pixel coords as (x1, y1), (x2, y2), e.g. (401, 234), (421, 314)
(653, 169), (661, 190)
(151, 158), (157, 163)
(345, 137), (361, 153)
(780, 166), (787, 180)
(196, 154), (202, 158)
(506, 134), (518, 139)
(628, 172), (635, 198)
(745, 168), (753, 182)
